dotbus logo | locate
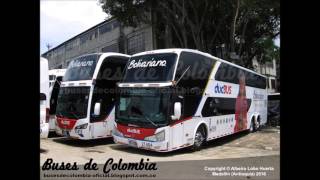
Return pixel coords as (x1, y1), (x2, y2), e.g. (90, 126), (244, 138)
(127, 128), (141, 134)
(214, 83), (232, 94)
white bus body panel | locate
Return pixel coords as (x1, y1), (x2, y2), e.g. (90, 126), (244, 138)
(40, 57), (49, 138)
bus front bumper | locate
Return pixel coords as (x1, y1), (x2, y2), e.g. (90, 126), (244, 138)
(113, 134), (169, 152)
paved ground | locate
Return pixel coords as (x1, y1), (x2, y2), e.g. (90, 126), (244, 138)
(40, 126), (280, 165)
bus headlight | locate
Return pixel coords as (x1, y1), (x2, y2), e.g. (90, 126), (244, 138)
(144, 130), (165, 142)
(75, 123), (88, 129)
(113, 126), (123, 137)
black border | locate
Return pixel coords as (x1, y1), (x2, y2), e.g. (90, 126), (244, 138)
(4, 0), (39, 179)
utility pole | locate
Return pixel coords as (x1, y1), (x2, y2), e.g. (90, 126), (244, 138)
(46, 43), (51, 51)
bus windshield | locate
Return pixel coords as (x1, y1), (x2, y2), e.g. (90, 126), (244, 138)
(122, 53), (177, 83)
(56, 87), (90, 119)
(63, 54), (100, 81)
(116, 88), (170, 127)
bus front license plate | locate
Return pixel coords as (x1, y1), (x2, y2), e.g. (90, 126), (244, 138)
(128, 139), (137, 147)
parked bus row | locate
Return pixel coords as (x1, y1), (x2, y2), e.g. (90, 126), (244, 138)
(40, 49), (268, 152)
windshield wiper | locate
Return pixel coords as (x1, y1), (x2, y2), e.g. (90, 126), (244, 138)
(140, 113), (158, 127)
(69, 111), (80, 119)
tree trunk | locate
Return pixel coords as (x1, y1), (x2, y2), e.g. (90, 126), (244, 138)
(230, 0), (240, 54)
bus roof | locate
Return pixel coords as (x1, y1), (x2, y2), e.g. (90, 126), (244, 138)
(72, 52), (130, 60)
(132, 48), (267, 78)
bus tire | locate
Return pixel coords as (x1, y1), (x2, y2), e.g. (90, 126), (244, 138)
(249, 118), (255, 133)
(255, 116), (261, 131)
(191, 125), (206, 151)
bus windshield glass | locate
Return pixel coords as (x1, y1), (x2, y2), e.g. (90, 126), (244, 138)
(116, 88), (170, 127)
(122, 53), (177, 83)
(56, 87), (90, 119)
(63, 54), (100, 81)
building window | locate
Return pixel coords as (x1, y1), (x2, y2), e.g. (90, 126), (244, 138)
(112, 21), (119, 29)
(80, 33), (90, 44)
(99, 23), (112, 34)
(89, 30), (98, 40)
(127, 33), (145, 55)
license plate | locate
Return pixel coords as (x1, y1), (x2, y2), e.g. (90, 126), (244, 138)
(62, 130), (70, 137)
(128, 139), (137, 147)
(141, 142), (153, 149)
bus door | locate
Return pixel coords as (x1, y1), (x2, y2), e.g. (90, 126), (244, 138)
(170, 95), (185, 148)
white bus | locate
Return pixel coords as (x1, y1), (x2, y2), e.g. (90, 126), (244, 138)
(113, 49), (267, 152)
(40, 57), (50, 138)
(48, 76), (63, 132)
(49, 69), (66, 87)
(55, 53), (130, 140)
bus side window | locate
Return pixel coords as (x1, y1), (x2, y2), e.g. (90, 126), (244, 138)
(201, 97), (236, 117)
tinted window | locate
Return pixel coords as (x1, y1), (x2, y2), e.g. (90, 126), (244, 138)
(174, 52), (216, 117)
(90, 57), (128, 122)
(215, 63), (266, 89)
(123, 53), (177, 83)
(49, 76), (63, 115)
(215, 63), (239, 84)
(56, 87), (90, 119)
(49, 75), (56, 81)
(63, 54), (100, 81)
(202, 97), (251, 117)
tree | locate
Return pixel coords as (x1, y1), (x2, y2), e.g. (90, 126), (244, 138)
(99, 0), (279, 68)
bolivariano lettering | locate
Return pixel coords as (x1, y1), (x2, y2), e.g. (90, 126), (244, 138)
(69, 60), (93, 68)
(128, 59), (166, 69)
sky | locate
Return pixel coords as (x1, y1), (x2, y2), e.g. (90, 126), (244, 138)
(40, 0), (280, 55)
(40, 0), (108, 54)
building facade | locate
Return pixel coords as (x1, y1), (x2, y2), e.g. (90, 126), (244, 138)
(42, 18), (279, 93)
(252, 58), (278, 93)
(42, 18), (154, 69)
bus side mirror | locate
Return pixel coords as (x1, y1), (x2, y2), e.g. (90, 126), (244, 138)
(94, 102), (101, 116)
(171, 102), (181, 120)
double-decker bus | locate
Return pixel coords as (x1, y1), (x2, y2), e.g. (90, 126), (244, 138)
(113, 49), (267, 152)
(55, 53), (130, 140)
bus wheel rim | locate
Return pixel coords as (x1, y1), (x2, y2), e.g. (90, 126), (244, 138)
(195, 131), (204, 146)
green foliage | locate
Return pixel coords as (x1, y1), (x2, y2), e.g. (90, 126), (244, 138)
(99, 0), (280, 68)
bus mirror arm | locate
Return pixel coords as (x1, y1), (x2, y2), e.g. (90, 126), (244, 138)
(94, 102), (101, 116)
(171, 102), (181, 120)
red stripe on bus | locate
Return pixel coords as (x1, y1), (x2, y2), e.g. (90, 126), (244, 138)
(169, 116), (193, 127)
(56, 116), (77, 130)
(117, 124), (156, 140)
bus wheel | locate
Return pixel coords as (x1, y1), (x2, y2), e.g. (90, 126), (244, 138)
(192, 126), (206, 151)
(249, 119), (255, 133)
(255, 117), (261, 131)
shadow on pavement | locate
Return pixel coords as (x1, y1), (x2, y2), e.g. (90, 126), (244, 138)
(110, 130), (251, 157)
(40, 148), (48, 154)
(48, 131), (61, 138)
(52, 137), (114, 147)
